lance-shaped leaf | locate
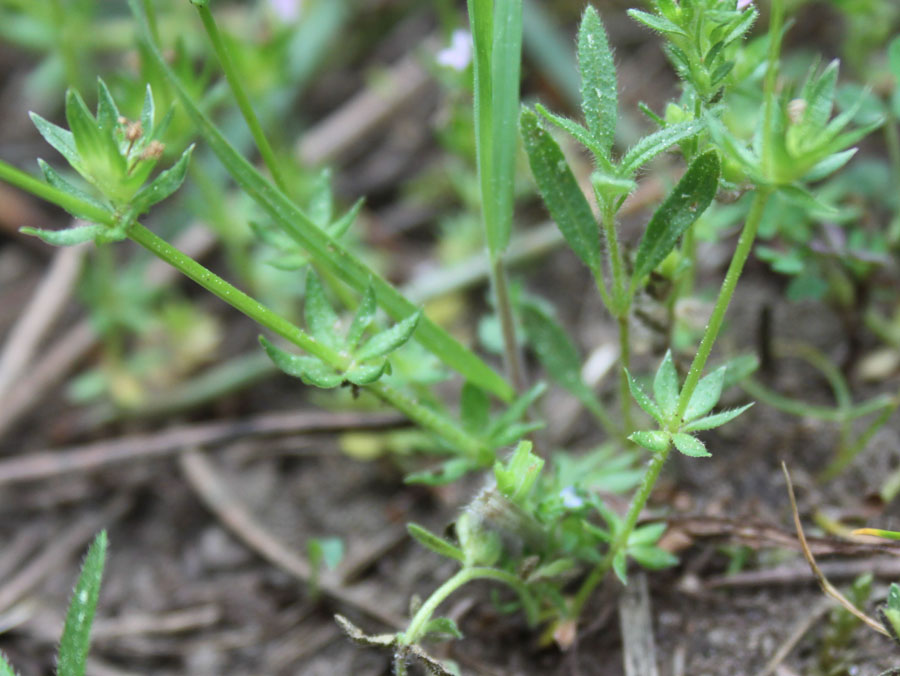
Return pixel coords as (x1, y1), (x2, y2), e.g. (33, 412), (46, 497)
(535, 104), (613, 170)
(628, 430), (670, 453)
(626, 9), (686, 38)
(625, 370), (663, 424)
(346, 285), (376, 349)
(344, 362), (388, 386)
(628, 522), (666, 547)
(628, 545), (678, 569)
(355, 309), (422, 362)
(633, 151), (720, 283)
(304, 272), (342, 350)
(38, 160), (109, 217)
(407, 523), (465, 563)
(521, 108), (601, 271)
(96, 79), (121, 134)
(681, 403), (753, 432)
(653, 350), (680, 421)
(683, 366), (726, 422)
(65, 89), (123, 182)
(486, 382), (546, 441)
(618, 120), (703, 177)
(57, 531), (107, 676)
(671, 432), (710, 457)
(130, 144), (194, 215)
(422, 617), (464, 641)
(461, 382), (490, 434)
(20, 224), (105, 246)
(577, 6), (617, 157)
(140, 84), (155, 137)
(30, 112), (84, 173)
(259, 336), (342, 388)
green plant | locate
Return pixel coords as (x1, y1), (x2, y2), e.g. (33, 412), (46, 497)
(0, 531), (107, 676)
(0, 0), (890, 673)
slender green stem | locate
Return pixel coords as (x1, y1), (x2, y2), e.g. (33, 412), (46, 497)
(0, 160), (114, 225)
(570, 450), (667, 617)
(821, 389), (900, 482)
(491, 257), (526, 393)
(676, 187), (773, 420)
(127, 224), (487, 458)
(401, 566), (536, 646)
(617, 315), (634, 434)
(740, 378), (893, 423)
(761, 0), (785, 180)
(194, 4), (288, 193)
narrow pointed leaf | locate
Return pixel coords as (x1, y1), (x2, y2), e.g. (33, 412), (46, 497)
(21, 224), (104, 246)
(521, 108), (601, 271)
(628, 522), (667, 547)
(721, 7), (758, 46)
(345, 361), (387, 386)
(619, 120), (703, 176)
(422, 617), (464, 640)
(577, 6), (617, 156)
(653, 350), (680, 420)
(304, 272), (341, 350)
(535, 104), (613, 170)
(130, 144), (194, 214)
(346, 285), (376, 349)
(259, 336), (342, 388)
(407, 523), (465, 563)
(683, 366), (726, 422)
(96, 79), (121, 133)
(628, 545), (678, 569)
(633, 151), (720, 282)
(29, 112), (83, 172)
(140, 84), (155, 136)
(671, 432), (710, 457)
(625, 370), (663, 424)
(58, 531), (107, 676)
(612, 549), (628, 585)
(628, 430), (670, 453)
(405, 457), (477, 485)
(38, 159), (108, 216)
(488, 382), (547, 437)
(489, 420), (545, 448)
(66, 89), (122, 179)
(327, 197), (363, 239)
(626, 9), (687, 37)
(681, 403), (753, 432)
(356, 309), (422, 361)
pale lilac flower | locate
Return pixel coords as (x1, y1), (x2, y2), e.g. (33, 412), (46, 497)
(436, 30), (473, 71)
(737, 0), (754, 9)
(560, 486), (584, 509)
(269, 0), (302, 22)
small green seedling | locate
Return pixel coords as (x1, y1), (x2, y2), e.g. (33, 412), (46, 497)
(0, 531), (107, 676)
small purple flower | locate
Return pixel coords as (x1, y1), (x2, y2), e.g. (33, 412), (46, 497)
(436, 30), (473, 71)
(737, 0), (754, 9)
(269, 0), (302, 22)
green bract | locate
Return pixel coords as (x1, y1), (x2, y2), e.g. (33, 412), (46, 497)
(627, 351), (753, 457)
(25, 80), (192, 244)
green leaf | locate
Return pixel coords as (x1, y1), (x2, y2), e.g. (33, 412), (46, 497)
(626, 9), (687, 38)
(407, 523), (466, 563)
(259, 336), (342, 388)
(0, 654), (15, 676)
(327, 197), (364, 240)
(307, 537), (344, 571)
(58, 531), (107, 676)
(130, 144), (194, 214)
(346, 285), (376, 349)
(525, 558), (575, 582)
(683, 366), (726, 422)
(304, 272), (342, 350)
(721, 7), (758, 46)
(590, 171), (637, 201)
(355, 309), (422, 361)
(129, 0), (514, 402)
(140, 84), (155, 137)
(628, 545), (678, 569)
(722, 354), (760, 389)
(577, 6), (617, 156)
(95, 79), (121, 134)
(461, 382), (490, 434)
(490, 421), (545, 448)
(671, 432), (710, 457)
(803, 148), (857, 182)
(422, 617), (464, 641)
(628, 522), (666, 547)
(65, 89), (122, 181)
(628, 430), (670, 453)
(680, 403), (753, 432)
(632, 151), (720, 282)
(30, 112), (84, 173)
(535, 104), (613, 170)
(38, 159), (109, 218)
(487, 382), (546, 439)
(619, 120), (704, 177)
(653, 350), (680, 421)
(494, 440), (543, 504)
(405, 458), (478, 486)
(625, 370), (663, 424)
(21, 224), (104, 246)
(344, 362), (387, 385)
(521, 108), (601, 271)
